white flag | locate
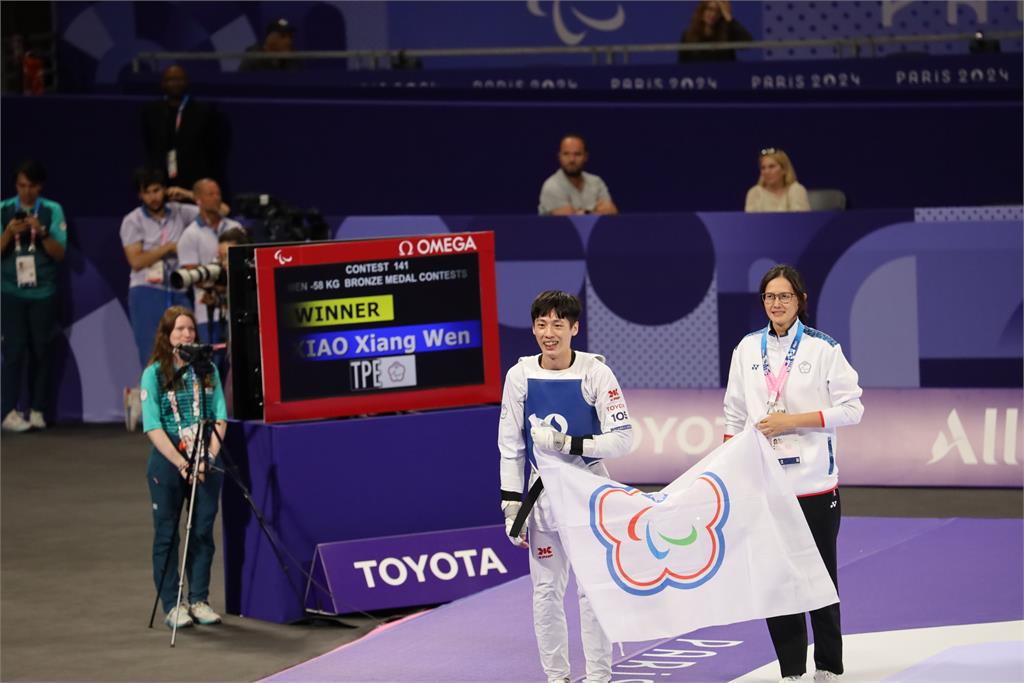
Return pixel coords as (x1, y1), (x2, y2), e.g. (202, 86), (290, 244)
(537, 428), (839, 643)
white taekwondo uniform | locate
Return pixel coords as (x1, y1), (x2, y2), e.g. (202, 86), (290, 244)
(498, 351), (634, 683)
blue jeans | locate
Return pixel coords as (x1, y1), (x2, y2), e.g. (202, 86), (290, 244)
(146, 445), (223, 612)
(129, 286), (190, 370)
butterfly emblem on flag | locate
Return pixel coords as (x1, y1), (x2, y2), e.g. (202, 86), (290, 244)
(588, 472), (730, 596)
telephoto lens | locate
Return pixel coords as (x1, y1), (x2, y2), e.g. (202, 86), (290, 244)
(170, 263), (223, 290)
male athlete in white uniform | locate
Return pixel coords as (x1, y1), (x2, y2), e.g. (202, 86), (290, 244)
(498, 290), (634, 683)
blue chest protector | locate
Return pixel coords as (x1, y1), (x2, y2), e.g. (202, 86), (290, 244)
(523, 377), (602, 482)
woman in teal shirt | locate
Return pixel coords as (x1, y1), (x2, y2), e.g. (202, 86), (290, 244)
(140, 305), (227, 629)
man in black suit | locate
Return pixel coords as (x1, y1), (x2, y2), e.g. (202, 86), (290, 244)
(140, 65), (227, 192)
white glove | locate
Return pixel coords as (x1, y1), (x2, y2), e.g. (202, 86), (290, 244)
(501, 500), (528, 548)
(531, 422), (569, 454)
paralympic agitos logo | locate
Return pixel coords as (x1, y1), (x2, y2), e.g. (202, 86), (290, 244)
(589, 472), (729, 596)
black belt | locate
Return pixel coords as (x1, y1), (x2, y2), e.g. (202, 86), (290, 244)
(510, 477), (544, 538)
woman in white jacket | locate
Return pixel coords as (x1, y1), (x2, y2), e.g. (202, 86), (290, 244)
(723, 264), (863, 682)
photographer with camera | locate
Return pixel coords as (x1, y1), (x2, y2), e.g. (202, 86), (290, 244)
(141, 306), (227, 629)
(1, 160), (67, 432)
(174, 179), (243, 356)
(120, 168), (199, 371)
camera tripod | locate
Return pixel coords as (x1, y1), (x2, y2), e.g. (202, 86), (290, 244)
(147, 353), (376, 646)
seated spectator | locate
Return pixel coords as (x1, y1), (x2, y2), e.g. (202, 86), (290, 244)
(240, 18), (299, 71)
(745, 148), (810, 213)
(0, 160), (67, 432)
(539, 134), (618, 216)
(678, 0), (752, 63)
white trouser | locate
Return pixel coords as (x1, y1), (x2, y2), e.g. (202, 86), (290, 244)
(528, 522), (612, 683)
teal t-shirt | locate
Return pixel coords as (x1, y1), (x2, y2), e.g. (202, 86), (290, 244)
(0, 196), (68, 299)
(141, 362), (228, 437)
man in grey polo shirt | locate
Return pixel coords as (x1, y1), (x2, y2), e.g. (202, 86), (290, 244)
(538, 134), (618, 216)
(177, 178), (244, 348)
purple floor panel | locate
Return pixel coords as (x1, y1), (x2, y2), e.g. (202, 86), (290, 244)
(880, 641), (1024, 683)
(260, 573), (638, 682)
(262, 517), (1023, 683)
(839, 518), (1023, 635)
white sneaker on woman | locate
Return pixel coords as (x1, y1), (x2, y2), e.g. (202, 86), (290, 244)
(189, 601), (222, 625)
(164, 603), (194, 629)
(28, 410), (46, 429)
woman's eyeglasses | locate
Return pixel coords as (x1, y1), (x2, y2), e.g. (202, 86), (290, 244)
(759, 147), (779, 157)
(761, 292), (796, 304)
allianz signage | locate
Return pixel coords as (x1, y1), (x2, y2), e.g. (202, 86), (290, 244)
(606, 388), (1023, 487)
(305, 525), (528, 614)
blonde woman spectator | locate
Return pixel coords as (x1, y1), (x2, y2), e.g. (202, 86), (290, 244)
(745, 148), (810, 213)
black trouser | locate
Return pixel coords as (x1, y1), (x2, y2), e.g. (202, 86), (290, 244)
(767, 487), (842, 678)
(1, 292), (58, 416)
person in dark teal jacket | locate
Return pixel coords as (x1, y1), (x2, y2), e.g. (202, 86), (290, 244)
(141, 305), (227, 629)
(1, 160), (67, 432)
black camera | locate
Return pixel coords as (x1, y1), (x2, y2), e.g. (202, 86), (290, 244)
(232, 193), (328, 243)
(176, 343), (215, 362)
(170, 262), (225, 291)
(175, 343), (217, 375)
(12, 210), (27, 220)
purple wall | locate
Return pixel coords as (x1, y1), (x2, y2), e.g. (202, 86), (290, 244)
(221, 407), (503, 623)
(2, 93), (1021, 217)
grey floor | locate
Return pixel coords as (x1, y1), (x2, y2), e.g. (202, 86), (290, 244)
(2, 424), (1021, 682)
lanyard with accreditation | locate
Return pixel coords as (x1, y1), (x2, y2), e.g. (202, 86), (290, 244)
(761, 319), (804, 465)
(13, 200), (42, 288)
(166, 94), (189, 180)
(166, 366), (201, 457)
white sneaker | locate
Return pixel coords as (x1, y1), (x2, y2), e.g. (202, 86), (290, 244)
(2, 410), (31, 433)
(781, 677), (805, 682)
(28, 410), (46, 429)
(814, 672), (841, 681)
(123, 387), (141, 431)
(123, 388), (131, 430)
(189, 601), (222, 625)
(164, 603), (193, 629)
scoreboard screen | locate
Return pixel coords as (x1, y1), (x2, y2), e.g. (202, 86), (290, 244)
(254, 232), (501, 423)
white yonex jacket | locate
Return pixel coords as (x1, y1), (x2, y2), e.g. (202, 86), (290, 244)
(724, 323), (864, 496)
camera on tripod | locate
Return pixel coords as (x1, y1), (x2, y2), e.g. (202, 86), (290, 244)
(175, 343), (216, 374)
(170, 262), (225, 291)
